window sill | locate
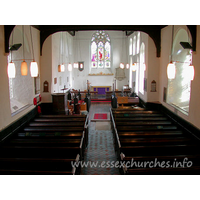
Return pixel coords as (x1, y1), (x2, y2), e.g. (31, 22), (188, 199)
(11, 104), (33, 117)
(166, 102), (189, 116)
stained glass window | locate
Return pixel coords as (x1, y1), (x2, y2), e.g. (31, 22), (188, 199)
(91, 31), (111, 69)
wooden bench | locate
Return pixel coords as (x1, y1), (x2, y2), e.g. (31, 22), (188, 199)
(0, 114), (88, 175)
(118, 131), (184, 138)
(17, 131), (83, 139)
(121, 154), (200, 175)
(115, 117), (168, 121)
(0, 145), (81, 158)
(126, 166), (200, 175)
(8, 138), (82, 147)
(28, 122), (85, 127)
(120, 144), (198, 156)
(0, 156), (80, 175)
(116, 121), (172, 126)
(116, 125), (178, 131)
(0, 169), (77, 175)
(117, 97), (139, 107)
(110, 107), (200, 175)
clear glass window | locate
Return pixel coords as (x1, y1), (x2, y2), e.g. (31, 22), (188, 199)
(167, 28), (193, 114)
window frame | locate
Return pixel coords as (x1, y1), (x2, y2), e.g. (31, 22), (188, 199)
(90, 31), (111, 69)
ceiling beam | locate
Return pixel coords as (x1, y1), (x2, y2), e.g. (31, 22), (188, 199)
(4, 25), (15, 54)
(5, 25), (196, 58)
(187, 25), (196, 52)
(39, 25), (166, 57)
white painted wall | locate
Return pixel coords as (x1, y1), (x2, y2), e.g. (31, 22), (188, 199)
(147, 34), (160, 102)
(52, 32), (74, 93)
(73, 31), (129, 91)
(40, 35), (52, 102)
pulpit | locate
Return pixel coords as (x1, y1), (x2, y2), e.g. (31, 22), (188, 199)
(52, 92), (68, 114)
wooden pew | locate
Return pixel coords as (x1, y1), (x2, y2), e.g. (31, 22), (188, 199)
(116, 125), (178, 131)
(110, 107), (200, 175)
(115, 117), (168, 121)
(17, 131), (83, 139)
(0, 114), (88, 175)
(0, 156), (80, 175)
(118, 131), (184, 138)
(126, 166), (200, 175)
(121, 154), (200, 175)
(117, 97), (139, 107)
(28, 122), (85, 127)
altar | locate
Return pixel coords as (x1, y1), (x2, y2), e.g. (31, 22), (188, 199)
(91, 86), (111, 95)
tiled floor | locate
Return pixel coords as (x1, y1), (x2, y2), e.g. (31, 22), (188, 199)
(81, 103), (120, 175)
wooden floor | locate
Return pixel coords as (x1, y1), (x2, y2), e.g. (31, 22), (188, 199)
(81, 102), (120, 175)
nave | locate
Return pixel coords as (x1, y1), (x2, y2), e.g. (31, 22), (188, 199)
(0, 100), (200, 175)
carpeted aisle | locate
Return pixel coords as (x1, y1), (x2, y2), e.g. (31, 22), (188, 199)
(81, 103), (120, 175)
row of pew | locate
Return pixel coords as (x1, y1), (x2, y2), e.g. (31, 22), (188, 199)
(0, 114), (88, 175)
(110, 107), (200, 175)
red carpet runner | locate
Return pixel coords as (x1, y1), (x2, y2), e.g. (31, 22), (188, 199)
(93, 113), (108, 120)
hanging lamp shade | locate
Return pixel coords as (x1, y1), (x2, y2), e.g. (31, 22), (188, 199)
(58, 64), (65, 72)
(30, 61), (38, 77)
(132, 63), (136, 71)
(143, 63), (146, 71)
(68, 63), (72, 71)
(120, 63), (124, 69)
(73, 63), (78, 68)
(21, 60), (28, 76)
(188, 64), (195, 81)
(60, 64), (65, 72)
(167, 62), (176, 79)
(7, 62), (16, 78)
(126, 64), (130, 69)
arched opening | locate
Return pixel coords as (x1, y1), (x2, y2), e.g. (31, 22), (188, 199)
(167, 28), (193, 114)
(7, 25), (39, 115)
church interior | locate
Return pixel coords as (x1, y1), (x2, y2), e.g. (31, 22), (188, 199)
(0, 23), (200, 198)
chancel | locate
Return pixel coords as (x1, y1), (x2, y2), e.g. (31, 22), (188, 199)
(0, 25), (200, 175)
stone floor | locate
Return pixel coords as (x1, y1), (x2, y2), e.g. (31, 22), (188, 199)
(81, 103), (120, 175)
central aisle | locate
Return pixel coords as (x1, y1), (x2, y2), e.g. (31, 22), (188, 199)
(81, 103), (120, 175)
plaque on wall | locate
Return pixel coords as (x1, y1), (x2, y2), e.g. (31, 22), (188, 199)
(78, 62), (84, 71)
(115, 67), (126, 81)
(151, 80), (156, 92)
(54, 78), (57, 84)
(43, 80), (49, 92)
(34, 75), (40, 94)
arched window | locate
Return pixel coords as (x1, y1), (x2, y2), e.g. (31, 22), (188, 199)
(129, 38), (132, 55)
(133, 35), (136, 55)
(167, 28), (193, 114)
(139, 43), (145, 94)
(91, 31), (111, 69)
(129, 57), (133, 88)
(136, 32), (140, 54)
